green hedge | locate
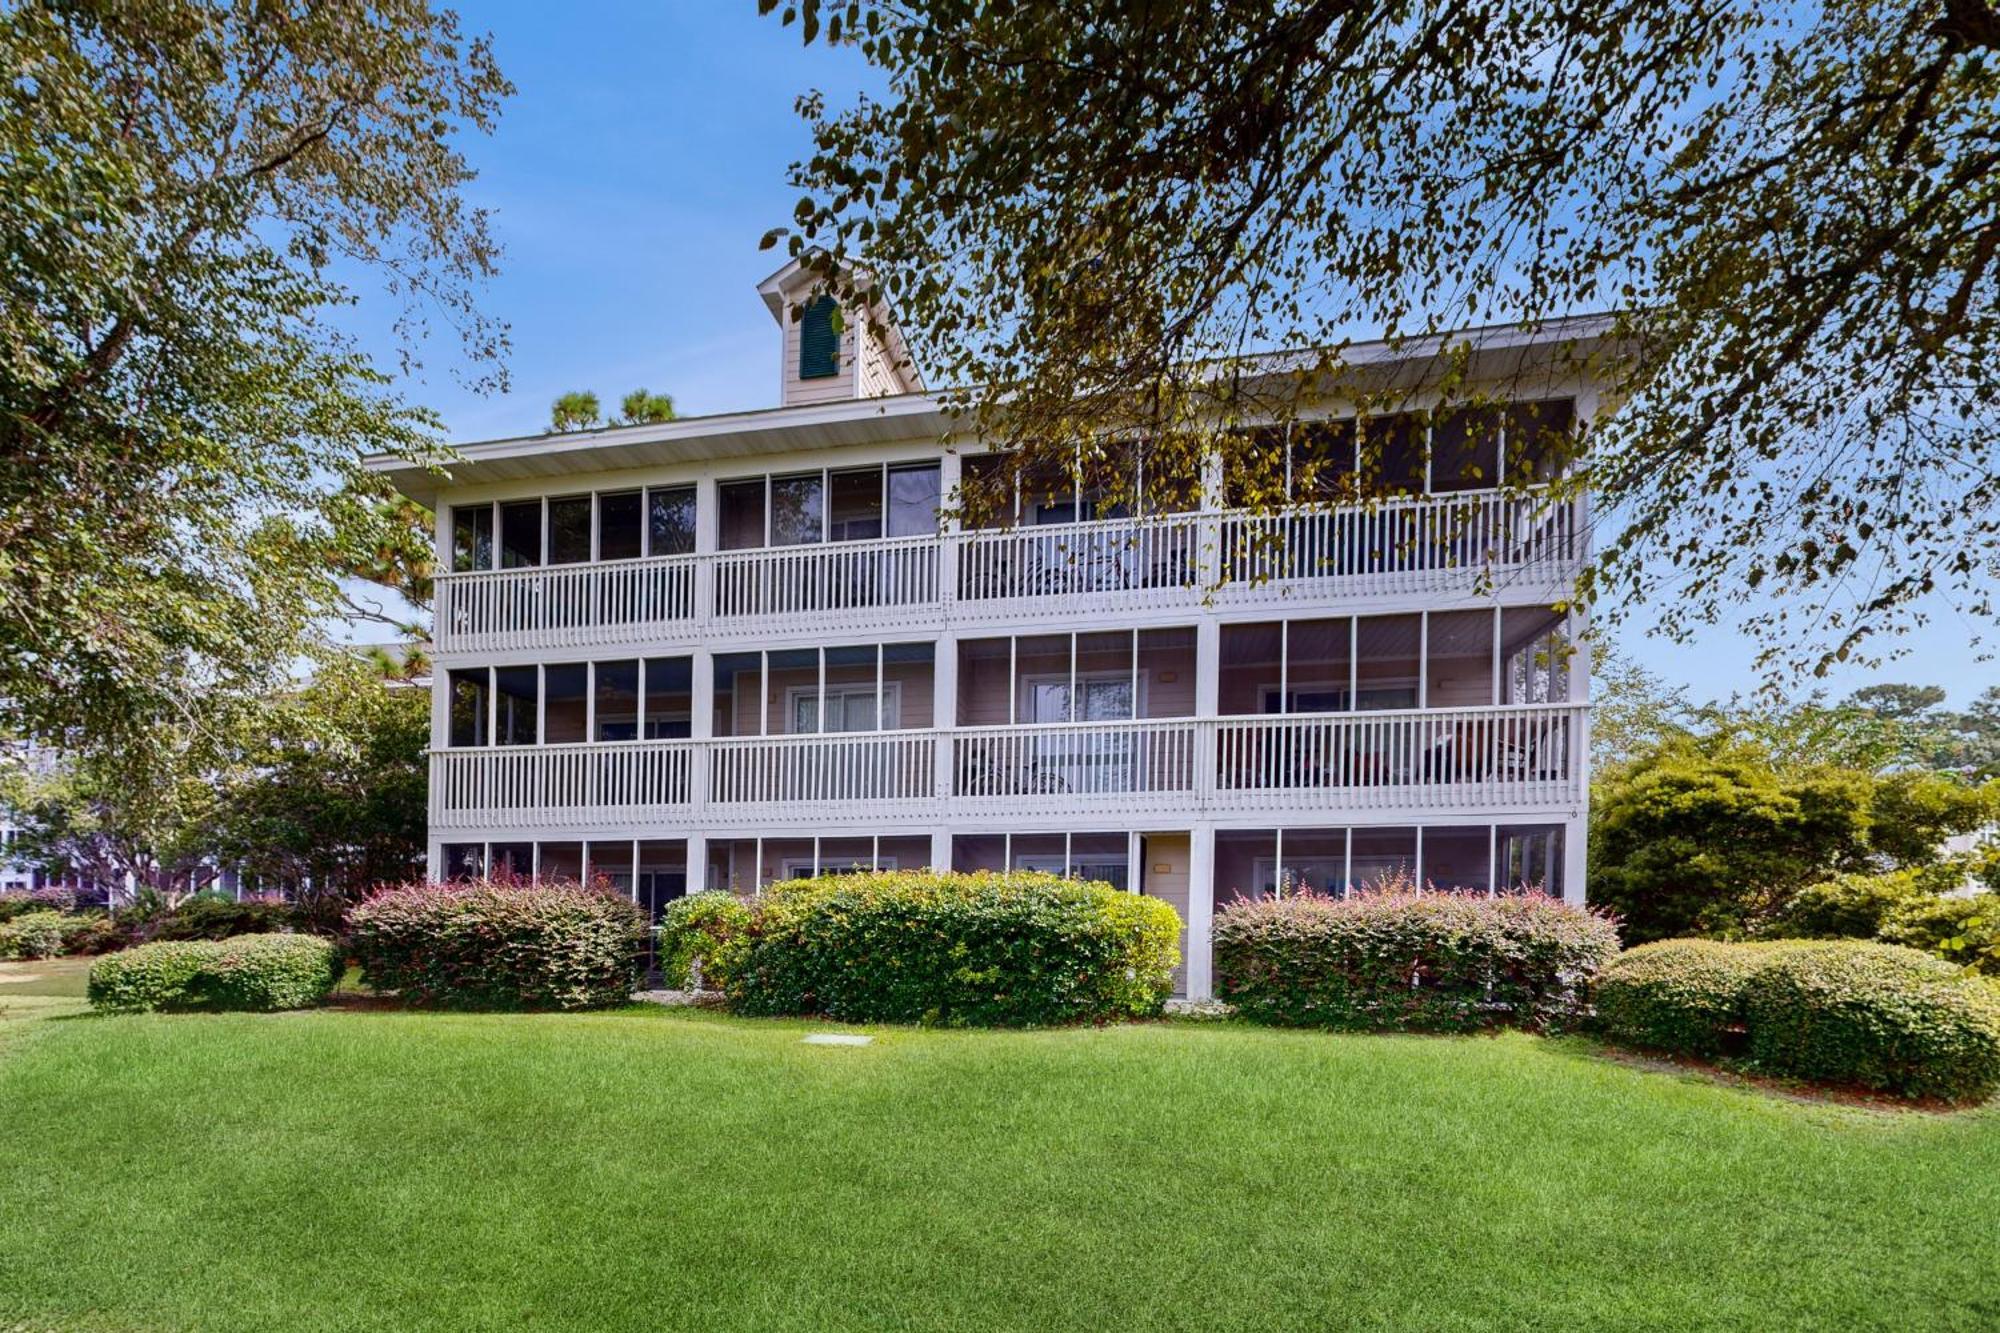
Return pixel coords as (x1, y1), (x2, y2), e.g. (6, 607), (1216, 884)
(1213, 891), (1619, 1033)
(1594, 939), (1799, 1058)
(0, 910), (69, 960)
(1593, 938), (2000, 1103)
(657, 891), (753, 990)
(346, 879), (648, 1010)
(87, 934), (340, 1013)
(721, 870), (1182, 1026)
(1741, 942), (2000, 1103)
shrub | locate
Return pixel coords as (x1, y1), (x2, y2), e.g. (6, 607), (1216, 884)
(1767, 869), (1939, 940)
(0, 910), (69, 960)
(657, 891), (753, 990)
(88, 941), (211, 1011)
(347, 877), (648, 1010)
(724, 870), (1182, 1026)
(1213, 890), (1619, 1033)
(0, 887), (76, 922)
(87, 934), (339, 1013)
(58, 912), (126, 956)
(1594, 939), (1799, 1058)
(1880, 893), (2000, 976)
(1740, 941), (2000, 1103)
(149, 891), (297, 942)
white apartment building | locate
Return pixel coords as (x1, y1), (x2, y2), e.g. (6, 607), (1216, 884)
(367, 260), (1602, 999)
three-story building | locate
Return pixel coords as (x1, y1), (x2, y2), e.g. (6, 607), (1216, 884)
(367, 260), (1604, 999)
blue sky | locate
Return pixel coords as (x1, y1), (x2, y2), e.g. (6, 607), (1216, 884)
(362, 1), (1991, 707)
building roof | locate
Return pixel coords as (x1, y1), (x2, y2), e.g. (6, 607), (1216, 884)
(363, 312), (1619, 505)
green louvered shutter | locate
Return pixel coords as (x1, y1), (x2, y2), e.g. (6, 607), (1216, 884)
(799, 296), (840, 379)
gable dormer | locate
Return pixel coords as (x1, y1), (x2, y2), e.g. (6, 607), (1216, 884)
(757, 256), (923, 408)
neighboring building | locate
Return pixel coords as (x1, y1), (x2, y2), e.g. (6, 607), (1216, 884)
(366, 260), (1604, 999)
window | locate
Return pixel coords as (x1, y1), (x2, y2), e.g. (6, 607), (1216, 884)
(643, 657), (693, 739)
(770, 474), (824, 545)
(547, 495), (592, 565)
(799, 295), (840, 379)
(594, 660), (640, 741)
(493, 666), (538, 745)
(1501, 607), (1570, 704)
(887, 464), (941, 536)
(1425, 609), (1496, 708)
(543, 664), (588, 743)
(451, 505), (493, 572)
(1429, 407), (1501, 493)
(647, 486), (696, 556)
(448, 670), (488, 747)
(597, 491), (643, 561)
(718, 479), (765, 551)
(1504, 399), (1576, 484)
(828, 468), (883, 541)
(499, 500), (542, 568)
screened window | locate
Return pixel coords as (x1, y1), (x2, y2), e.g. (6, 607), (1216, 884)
(597, 491), (643, 561)
(451, 505), (493, 572)
(547, 495), (592, 565)
(499, 501), (542, 568)
(647, 486), (696, 556)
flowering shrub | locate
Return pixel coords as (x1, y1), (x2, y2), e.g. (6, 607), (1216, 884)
(723, 870), (1183, 1026)
(346, 876), (648, 1010)
(87, 934), (340, 1012)
(0, 910), (69, 960)
(1213, 890), (1620, 1033)
(0, 887), (77, 922)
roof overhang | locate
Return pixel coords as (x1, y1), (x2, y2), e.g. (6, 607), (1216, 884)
(364, 393), (955, 507)
(363, 314), (1625, 506)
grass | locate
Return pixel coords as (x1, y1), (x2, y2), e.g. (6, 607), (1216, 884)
(0, 964), (1996, 1331)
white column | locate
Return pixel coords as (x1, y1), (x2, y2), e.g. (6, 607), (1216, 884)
(689, 651), (714, 820)
(1194, 619), (1221, 804)
(1561, 816), (1588, 906)
(1567, 600), (1591, 904)
(693, 474), (719, 625)
(932, 632), (959, 805)
(1187, 824), (1216, 1001)
(937, 449), (962, 611)
(685, 832), (708, 895)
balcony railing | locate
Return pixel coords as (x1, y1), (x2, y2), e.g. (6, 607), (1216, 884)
(429, 703), (1584, 830)
(432, 490), (1583, 653)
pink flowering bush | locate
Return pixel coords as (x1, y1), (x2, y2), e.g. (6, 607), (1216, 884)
(1214, 888), (1620, 1032)
(347, 875), (648, 1010)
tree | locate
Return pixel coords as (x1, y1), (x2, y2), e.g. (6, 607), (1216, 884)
(210, 654), (429, 921)
(1, 650), (429, 913)
(1589, 647), (1695, 770)
(549, 391), (602, 432)
(615, 389), (677, 425)
(764, 0), (2000, 681)
(0, 0), (509, 749)
(1590, 732), (1999, 942)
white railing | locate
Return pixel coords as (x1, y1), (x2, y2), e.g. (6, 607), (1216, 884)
(708, 731), (935, 806)
(1214, 492), (1578, 594)
(954, 513), (1204, 604)
(429, 704), (1584, 829)
(713, 534), (939, 621)
(952, 719), (1198, 801)
(435, 556), (697, 653)
(1212, 703), (1579, 811)
(431, 740), (692, 829)
(429, 491), (1583, 653)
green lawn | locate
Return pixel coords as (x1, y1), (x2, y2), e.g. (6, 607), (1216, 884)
(1, 966), (1996, 1331)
